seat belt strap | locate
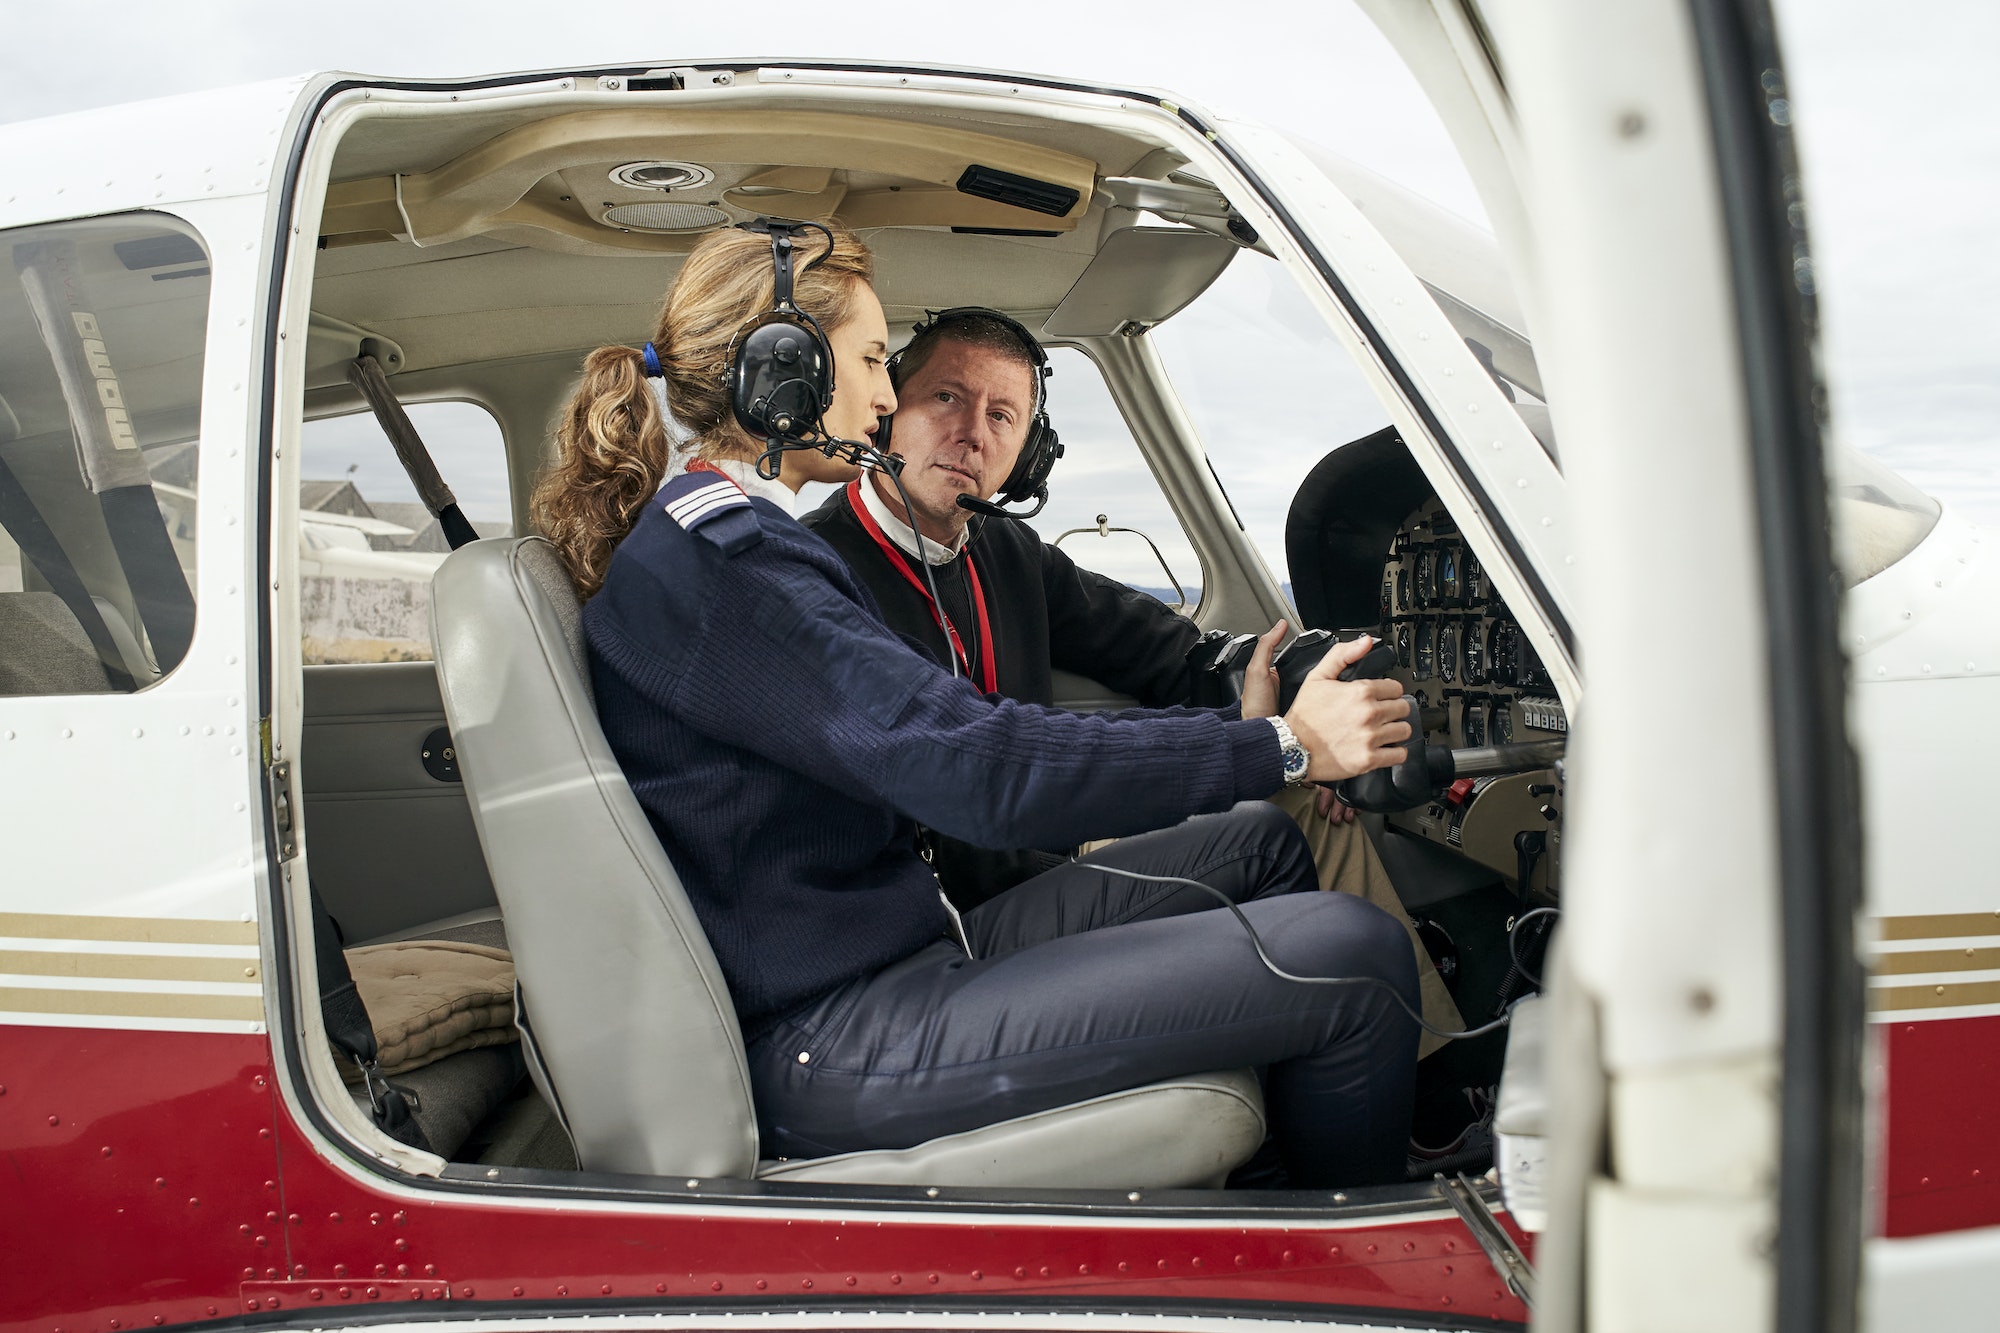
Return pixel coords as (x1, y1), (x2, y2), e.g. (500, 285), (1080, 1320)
(0, 453), (137, 691)
(307, 887), (432, 1153)
(345, 355), (480, 550)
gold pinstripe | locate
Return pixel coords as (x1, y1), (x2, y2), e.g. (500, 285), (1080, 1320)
(0, 951), (256, 984)
(0, 912), (258, 946)
(1876, 912), (2000, 943)
(0, 987), (262, 1021)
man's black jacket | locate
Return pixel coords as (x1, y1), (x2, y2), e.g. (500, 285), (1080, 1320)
(802, 485), (1204, 906)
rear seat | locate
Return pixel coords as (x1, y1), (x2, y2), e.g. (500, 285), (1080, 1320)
(341, 910), (574, 1166)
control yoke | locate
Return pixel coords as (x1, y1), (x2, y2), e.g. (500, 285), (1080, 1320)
(1313, 636), (1562, 814)
(1180, 628), (1563, 811)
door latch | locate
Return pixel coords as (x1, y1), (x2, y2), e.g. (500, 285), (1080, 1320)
(269, 760), (298, 861)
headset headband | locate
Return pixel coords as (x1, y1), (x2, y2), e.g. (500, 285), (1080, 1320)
(896, 306), (1051, 419)
(736, 216), (833, 312)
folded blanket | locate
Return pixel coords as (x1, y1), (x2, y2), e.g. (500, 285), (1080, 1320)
(338, 940), (516, 1083)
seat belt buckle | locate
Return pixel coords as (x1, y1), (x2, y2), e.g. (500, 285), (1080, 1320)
(915, 827), (975, 958)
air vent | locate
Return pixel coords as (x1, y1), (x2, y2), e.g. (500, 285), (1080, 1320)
(602, 201), (730, 233)
(608, 160), (716, 191)
(955, 165), (1080, 218)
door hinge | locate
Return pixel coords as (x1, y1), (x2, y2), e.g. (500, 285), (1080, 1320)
(1438, 1171), (1537, 1312)
(269, 760), (299, 861)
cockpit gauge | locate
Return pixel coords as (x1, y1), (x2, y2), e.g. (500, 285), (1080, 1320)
(1492, 699), (1515, 745)
(1395, 621), (1413, 669)
(1415, 620), (1437, 679)
(1439, 546), (1461, 603)
(1462, 617), (1486, 685)
(1396, 568), (1410, 612)
(1487, 620), (1518, 687)
(1463, 694), (1487, 747)
(1415, 549), (1438, 605)
(1466, 553), (1487, 605)
(1381, 574), (1395, 622)
(1438, 620), (1460, 683)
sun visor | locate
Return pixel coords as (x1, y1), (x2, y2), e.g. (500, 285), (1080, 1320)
(1042, 226), (1236, 339)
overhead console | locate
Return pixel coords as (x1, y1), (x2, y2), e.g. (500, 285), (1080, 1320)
(317, 107), (1100, 255)
(1287, 428), (1565, 899)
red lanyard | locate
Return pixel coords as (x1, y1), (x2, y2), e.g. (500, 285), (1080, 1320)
(846, 478), (996, 694)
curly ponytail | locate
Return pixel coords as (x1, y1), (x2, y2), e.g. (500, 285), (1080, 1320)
(533, 221), (875, 597)
(530, 345), (675, 599)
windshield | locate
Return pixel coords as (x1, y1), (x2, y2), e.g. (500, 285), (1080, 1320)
(1290, 137), (1558, 467)
(1292, 136), (1939, 583)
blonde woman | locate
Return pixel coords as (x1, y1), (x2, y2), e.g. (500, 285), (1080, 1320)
(533, 220), (1424, 1188)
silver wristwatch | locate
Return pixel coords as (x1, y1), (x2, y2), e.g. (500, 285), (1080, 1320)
(1270, 717), (1311, 787)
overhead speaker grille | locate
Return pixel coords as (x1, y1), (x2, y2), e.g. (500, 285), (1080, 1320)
(602, 202), (731, 233)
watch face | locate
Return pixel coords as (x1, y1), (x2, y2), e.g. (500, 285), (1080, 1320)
(1284, 746), (1309, 781)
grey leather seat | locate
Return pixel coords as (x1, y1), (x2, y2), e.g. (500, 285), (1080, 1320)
(429, 536), (1265, 1187)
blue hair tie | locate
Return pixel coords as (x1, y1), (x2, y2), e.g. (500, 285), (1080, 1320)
(641, 342), (664, 378)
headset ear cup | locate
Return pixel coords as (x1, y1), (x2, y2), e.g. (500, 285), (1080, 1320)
(997, 416), (1059, 504)
(730, 313), (834, 439)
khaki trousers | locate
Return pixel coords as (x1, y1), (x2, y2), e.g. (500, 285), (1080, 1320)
(1265, 787), (1464, 1058)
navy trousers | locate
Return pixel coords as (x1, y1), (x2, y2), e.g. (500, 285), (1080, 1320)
(745, 801), (1420, 1187)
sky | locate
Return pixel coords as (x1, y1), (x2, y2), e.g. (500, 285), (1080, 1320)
(4, 0), (1994, 577)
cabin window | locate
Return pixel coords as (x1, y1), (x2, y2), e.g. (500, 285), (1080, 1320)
(0, 214), (208, 696)
(1153, 255), (1380, 610)
(296, 401), (510, 664)
(1023, 346), (1204, 610)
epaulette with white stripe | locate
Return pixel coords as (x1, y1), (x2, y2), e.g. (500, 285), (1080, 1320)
(658, 469), (761, 556)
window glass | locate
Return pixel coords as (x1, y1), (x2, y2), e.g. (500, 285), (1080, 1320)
(0, 215), (207, 696)
(1151, 252), (1384, 608)
(297, 401), (510, 663)
(1290, 140), (1559, 466)
(1022, 347), (1202, 609)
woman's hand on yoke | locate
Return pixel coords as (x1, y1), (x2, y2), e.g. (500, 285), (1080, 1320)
(1283, 635), (1411, 783)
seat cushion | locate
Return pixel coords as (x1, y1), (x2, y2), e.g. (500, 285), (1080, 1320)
(757, 1068), (1264, 1189)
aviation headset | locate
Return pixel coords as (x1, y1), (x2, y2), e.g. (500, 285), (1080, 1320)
(642, 216), (897, 479)
(882, 307), (1065, 516)
(726, 216), (839, 444)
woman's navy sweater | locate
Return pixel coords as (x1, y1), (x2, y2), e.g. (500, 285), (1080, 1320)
(583, 488), (1284, 1035)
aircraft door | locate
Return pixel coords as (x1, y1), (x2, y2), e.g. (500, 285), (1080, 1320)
(0, 200), (276, 1036)
(1333, 2), (1866, 1330)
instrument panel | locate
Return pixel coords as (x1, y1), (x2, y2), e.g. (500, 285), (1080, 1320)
(1378, 498), (1566, 896)
(1380, 499), (1565, 750)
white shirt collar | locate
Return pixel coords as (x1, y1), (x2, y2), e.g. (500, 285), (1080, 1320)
(671, 446), (796, 516)
(858, 472), (968, 565)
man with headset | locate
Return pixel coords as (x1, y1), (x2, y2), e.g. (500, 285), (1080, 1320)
(800, 308), (1463, 1054)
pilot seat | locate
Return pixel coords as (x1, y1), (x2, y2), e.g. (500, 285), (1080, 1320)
(428, 536), (1265, 1188)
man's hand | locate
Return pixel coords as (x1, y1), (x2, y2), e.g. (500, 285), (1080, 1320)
(1314, 783), (1359, 824)
(1238, 620), (1288, 719)
(1283, 635), (1411, 782)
